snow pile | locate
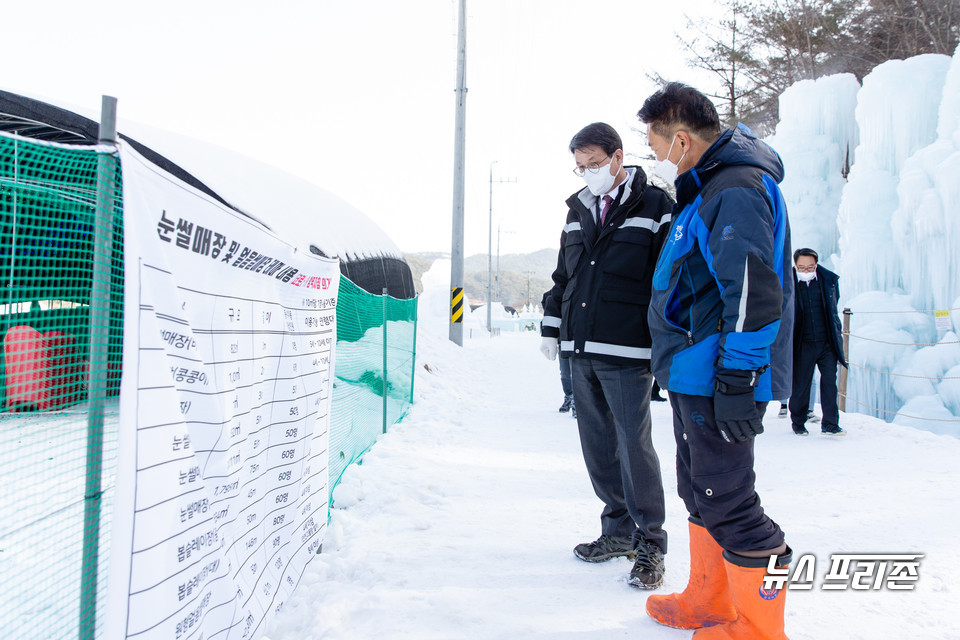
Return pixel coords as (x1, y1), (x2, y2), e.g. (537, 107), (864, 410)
(939, 362), (960, 416)
(841, 291), (935, 421)
(767, 73), (860, 266)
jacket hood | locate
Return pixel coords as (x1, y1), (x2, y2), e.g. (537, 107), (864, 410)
(701, 123), (784, 183)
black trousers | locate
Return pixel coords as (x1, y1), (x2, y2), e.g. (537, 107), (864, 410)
(790, 340), (840, 430)
(571, 358), (667, 552)
(559, 355), (573, 398)
(669, 392), (785, 553)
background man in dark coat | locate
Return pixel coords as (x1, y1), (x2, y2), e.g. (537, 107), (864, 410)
(790, 248), (847, 436)
(540, 122), (673, 589)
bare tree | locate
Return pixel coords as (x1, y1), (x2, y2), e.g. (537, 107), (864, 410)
(671, 0), (770, 131)
(848, 0), (960, 75)
(662, 0), (958, 134)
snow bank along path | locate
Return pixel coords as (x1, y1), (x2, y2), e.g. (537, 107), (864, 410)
(264, 331), (960, 640)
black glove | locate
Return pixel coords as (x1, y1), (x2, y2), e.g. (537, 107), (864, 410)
(713, 367), (765, 443)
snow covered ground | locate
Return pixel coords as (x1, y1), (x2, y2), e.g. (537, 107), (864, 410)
(0, 401), (119, 638)
(263, 329), (960, 640)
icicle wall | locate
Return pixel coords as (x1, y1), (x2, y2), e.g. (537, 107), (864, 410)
(768, 46), (960, 434)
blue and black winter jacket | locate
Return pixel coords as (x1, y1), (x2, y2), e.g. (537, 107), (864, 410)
(648, 124), (794, 401)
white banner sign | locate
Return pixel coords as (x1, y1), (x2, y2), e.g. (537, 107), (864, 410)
(106, 145), (339, 640)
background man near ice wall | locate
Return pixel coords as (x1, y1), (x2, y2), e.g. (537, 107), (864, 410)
(637, 82), (795, 638)
(790, 247), (847, 436)
(539, 122), (673, 589)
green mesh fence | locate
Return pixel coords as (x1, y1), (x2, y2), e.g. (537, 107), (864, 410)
(328, 276), (418, 499)
(0, 132), (123, 640)
(1, 130), (419, 639)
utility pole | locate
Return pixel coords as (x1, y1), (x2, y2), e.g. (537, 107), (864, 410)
(496, 222), (501, 303)
(496, 224), (515, 304)
(449, 0), (467, 346)
(487, 162), (516, 334)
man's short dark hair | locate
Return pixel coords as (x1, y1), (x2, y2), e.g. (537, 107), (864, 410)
(569, 122), (622, 156)
(793, 248), (819, 263)
(637, 82), (722, 142)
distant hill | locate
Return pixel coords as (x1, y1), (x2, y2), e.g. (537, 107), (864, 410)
(405, 249), (556, 309)
(463, 248), (557, 280)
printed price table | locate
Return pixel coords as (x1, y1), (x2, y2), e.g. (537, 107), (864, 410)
(107, 145), (339, 640)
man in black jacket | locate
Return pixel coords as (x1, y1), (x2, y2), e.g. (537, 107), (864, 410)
(790, 248), (847, 436)
(540, 122), (673, 589)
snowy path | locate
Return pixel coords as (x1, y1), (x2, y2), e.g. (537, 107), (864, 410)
(264, 330), (960, 640)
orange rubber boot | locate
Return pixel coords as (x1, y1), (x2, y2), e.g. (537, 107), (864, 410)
(645, 518), (736, 629)
(693, 548), (792, 640)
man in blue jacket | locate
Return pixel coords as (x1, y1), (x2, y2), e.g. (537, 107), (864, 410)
(540, 122), (673, 589)
(637, 83), (795, 638)
(790, 248), (847, 436)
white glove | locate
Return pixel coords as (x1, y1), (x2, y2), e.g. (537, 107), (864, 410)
(540, 337), (558, 361)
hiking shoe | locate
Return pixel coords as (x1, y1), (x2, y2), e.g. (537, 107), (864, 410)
(559, 397), (573, 413)
(573, 536), (635, 563)
(628, 541), (665, 589)
(822, 426), (846, 436)
(807, 410), (819, 423)
(793, 427), (809, 436)
(778, 404), (788, 418)
(571, 401), (577, 419)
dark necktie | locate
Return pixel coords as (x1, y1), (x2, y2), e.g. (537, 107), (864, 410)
(599, 195), (613, 227)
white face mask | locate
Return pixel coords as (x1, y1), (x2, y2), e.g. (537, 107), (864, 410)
(797, 270), (817, 282)
(653, 135), (686, 184)
(582, 156), (619, 196)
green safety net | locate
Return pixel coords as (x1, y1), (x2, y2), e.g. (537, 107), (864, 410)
(0, 132), (123, 640)
(328, 276), (418, 500)
(1, 131), (419, 639)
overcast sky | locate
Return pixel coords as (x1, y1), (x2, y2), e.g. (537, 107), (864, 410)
(4, 0), (719, 256)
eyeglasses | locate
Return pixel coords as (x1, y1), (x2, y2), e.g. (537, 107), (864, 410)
(572, 156), (610, 177)
(795, 264), (817, 272)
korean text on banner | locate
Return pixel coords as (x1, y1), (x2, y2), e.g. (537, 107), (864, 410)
(105, 144), (339, 640)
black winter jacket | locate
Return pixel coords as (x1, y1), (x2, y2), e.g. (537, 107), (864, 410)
(793, 265), (847, 367)
(541, 166), (673, 366)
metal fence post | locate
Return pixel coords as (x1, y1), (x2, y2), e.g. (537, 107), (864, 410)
(839, 307), (851, 412)
(79, 95), (117, 640)
(409, 298), (418, 404)
(382, 288), (388, 434)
